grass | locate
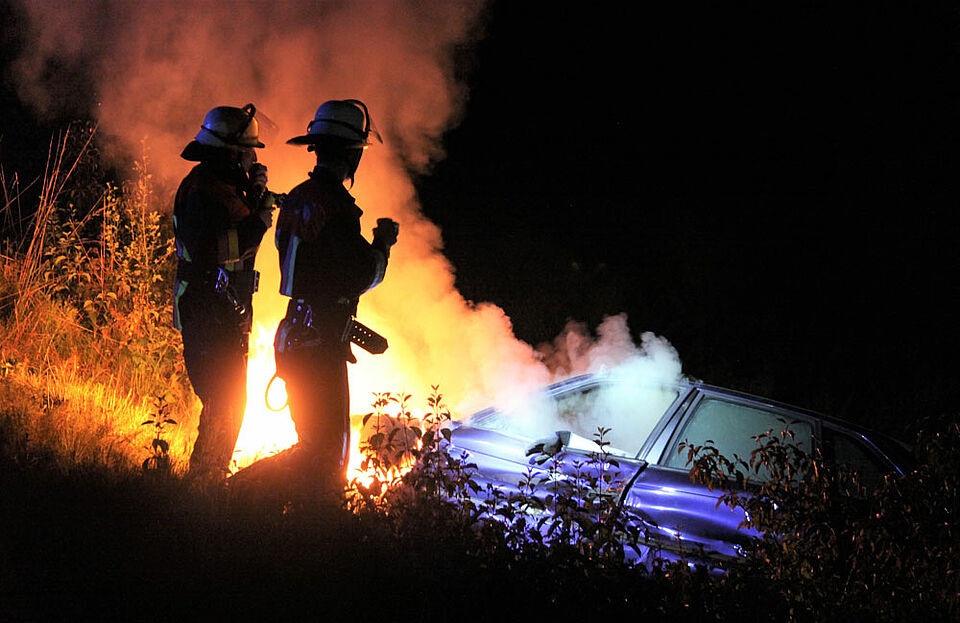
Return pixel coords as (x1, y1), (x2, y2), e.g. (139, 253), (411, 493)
(0, 425), (707, 621)
(1, 124), (195, 476)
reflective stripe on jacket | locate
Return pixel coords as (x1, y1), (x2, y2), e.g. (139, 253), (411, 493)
(275, 167), (387, 311)
(173, 161), (268, 330)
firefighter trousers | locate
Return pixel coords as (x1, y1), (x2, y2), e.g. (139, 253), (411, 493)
(180, 293), (249, 477)
(280, 341), (351, 489)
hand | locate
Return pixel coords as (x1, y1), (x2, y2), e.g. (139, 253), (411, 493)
(257, 203), (276, 228)
(525, 431), (571, 464)
(249, 163), (268, 195)
(373, 218), (399, 249)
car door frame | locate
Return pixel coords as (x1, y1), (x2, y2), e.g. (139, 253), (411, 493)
(621, 385), (825, 564)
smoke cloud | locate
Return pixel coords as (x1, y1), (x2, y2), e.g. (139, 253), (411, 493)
(9, 0), (684, 456)
(11, 0), (480, 183)
(495, 314), (684, 453)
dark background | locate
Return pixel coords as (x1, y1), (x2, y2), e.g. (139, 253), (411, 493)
(417, 1), (960, 438)
(3, 1), (960, 438)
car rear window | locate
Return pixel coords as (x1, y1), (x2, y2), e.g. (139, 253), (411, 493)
(866, 433), (915, 474)
(663, 397), (813, 482)
(822, 427), (886, 488)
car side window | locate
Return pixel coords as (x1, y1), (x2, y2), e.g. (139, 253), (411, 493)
(823, 426), (885, 488)
(663, 397), (813, 482)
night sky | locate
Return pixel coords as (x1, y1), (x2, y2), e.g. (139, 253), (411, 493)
(417, 1), (960, 437)
(3, 1), (960, 438)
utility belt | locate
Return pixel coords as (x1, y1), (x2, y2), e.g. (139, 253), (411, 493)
(177, 261), (260, 295)
(274, 299), (388, 370)
(177, 260), (259, 321)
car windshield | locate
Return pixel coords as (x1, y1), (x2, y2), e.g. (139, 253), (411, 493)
(469, 381), (680, 457)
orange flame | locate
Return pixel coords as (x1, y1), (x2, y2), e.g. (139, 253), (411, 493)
(10, 1), (552, 458)
(229, 153), (547, 481)
(10, 1), (682, 482)
(223, 125), (553, 480)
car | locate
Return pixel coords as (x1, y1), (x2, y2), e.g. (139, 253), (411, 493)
(447, 373), (913, 566)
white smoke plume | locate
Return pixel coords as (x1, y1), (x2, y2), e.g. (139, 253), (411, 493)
(494, 314), (684, 453)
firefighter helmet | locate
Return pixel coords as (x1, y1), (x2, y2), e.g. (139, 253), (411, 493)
(194, 104), (265, 149)
(286, 99), (382, 148)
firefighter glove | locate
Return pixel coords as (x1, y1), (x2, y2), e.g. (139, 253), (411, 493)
(373, 218), (399, 249)
(257, 203), (276, 228)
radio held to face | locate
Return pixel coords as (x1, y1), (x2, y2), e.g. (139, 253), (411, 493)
(248, 162), (268, 195)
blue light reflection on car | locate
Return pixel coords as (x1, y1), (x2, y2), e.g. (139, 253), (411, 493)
(448, 373), (910, 567)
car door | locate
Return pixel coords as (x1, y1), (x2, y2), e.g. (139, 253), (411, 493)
(622, 388), (818, 564)
(449, 424), (651, 517)
(820, 422), (897, 488)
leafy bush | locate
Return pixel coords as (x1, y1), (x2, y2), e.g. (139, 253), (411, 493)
(345, 395), (958, 619)
(684, 421), (960, 621)
(345, 389), (715, 616)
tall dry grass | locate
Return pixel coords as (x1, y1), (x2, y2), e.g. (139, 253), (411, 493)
(0, 124), (196, 473)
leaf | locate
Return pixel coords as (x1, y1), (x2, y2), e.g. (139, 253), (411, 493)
(152, 438), (169, 453)
(141, 420), (155, 426)
(441, 428), (452, 441)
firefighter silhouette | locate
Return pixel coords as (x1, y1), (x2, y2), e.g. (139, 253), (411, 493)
(274, 99), (398, 488)
(173, 104), (278, 479)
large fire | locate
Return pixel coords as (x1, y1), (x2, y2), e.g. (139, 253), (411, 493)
(9, 0), (675, 481)
(217, 121), (553, 480)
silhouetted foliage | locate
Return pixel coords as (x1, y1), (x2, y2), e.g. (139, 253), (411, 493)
(684, 421), (959, 621)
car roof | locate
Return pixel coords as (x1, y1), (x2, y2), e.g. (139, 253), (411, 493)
(545, 372), (824, 415)
(544, 372), (901, 445)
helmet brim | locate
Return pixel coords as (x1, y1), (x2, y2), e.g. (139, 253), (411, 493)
(181, 140), (264, 162)
(286, 134), (366, 148)
(180, 140), (206, 162)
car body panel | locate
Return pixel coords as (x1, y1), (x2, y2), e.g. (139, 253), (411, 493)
(622, 466), (753, 562)
(448, 373), (908, 566)
(451, 424), (648, 504)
